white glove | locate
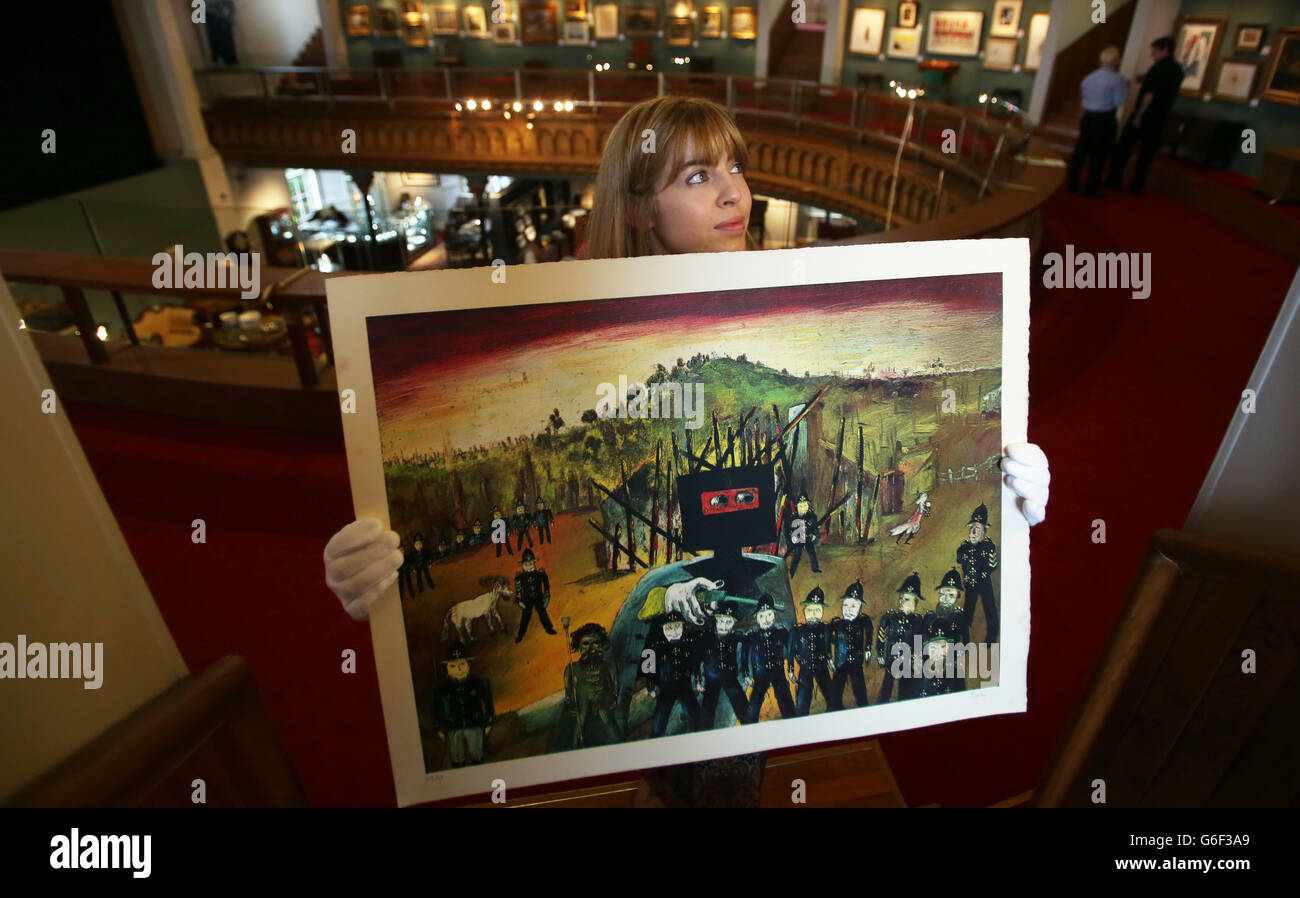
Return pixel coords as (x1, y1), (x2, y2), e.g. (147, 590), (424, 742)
(663, 577), (722, 625)
(324, 517), (403, 620)
(1002, 442), (1050, 526)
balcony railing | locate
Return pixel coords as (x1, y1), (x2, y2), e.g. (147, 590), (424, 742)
(196, 65), (1037, 208)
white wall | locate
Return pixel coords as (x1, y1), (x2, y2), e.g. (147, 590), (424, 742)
(1185, 266), (1300, 555)
(226, 0), (322, 66)
(0, 275), (189, 801)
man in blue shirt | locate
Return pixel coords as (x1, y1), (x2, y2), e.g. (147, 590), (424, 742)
(1070, 46), (1128, 197)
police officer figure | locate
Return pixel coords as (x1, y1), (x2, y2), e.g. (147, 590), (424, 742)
(876, 573), (925, 703)
(514, 548), (557, 642)
(512, 501), (535, 552)
(492, 507), (513, 557)
(789, 586), (835, 715)
(958, 504), (999, 644)
(742, 594), (796, 721)
(787, 493), (822, 575)
(643, 610), (701, 737)
(695, 600), (749, 728)
(925, 568), (970, 662)
(407, 532), (435, 594)
(430, 641), (494, 768)
(469, 519), (485, 547)
(829, 580), (872, 708)
(535, 497), (554, 544)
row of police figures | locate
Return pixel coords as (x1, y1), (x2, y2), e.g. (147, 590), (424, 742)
(427, 563), (997, 767)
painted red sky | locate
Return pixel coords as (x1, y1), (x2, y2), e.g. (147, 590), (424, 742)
(366, 272), (1003, 455)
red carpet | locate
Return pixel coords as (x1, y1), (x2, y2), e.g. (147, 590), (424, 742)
(63, 185), (1295, 807)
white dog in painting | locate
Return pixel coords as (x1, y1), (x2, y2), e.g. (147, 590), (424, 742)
(441, 576), (513, 642)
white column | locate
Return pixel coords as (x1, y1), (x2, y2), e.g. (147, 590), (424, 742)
(821, 0), (847, 87)
(113, 0), (241, 240)
(317, 0), (350, 68)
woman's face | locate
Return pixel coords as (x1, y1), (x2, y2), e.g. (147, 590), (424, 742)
(645, 136), (752, 255)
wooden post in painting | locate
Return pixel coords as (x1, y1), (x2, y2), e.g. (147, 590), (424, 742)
(650, 440), (660, 566)
(827, 416), (846, 542)
(620, 459), (634, 571)
(855, 425), (865, 542)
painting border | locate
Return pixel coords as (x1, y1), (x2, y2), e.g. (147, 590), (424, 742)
(325, 238), (1033, 806)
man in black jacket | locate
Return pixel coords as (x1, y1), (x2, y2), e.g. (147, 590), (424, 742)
(514, 549), (556, 642)
(430, 642), (494, 768)
(1107, 36), (1184, 194)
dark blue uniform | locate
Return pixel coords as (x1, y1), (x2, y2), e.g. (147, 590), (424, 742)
(958, 538), (998, 643)
(743, 626), (796, 721)
(695, 631), (748, 727)
(829, 615), (873, 708)
(644, 628), (701, 737)
(535, 505), (554, 543)
(789, 620), (834, 715)
(875, 609), (923, 702)
(514, 568), (555, 640)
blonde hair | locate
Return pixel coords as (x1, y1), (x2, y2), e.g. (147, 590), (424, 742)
(583, 95), (752, 259)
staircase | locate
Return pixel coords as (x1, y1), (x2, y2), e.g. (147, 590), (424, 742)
(1038, 1), (1137, 156)
(771, 26), (826, 83)
(292, 27), (326, 68)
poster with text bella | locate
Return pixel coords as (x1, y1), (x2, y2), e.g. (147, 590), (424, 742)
(327, 240), (1031, 805)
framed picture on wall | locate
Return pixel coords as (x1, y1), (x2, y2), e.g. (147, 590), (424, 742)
(731, 7), (757, 40)
(567, 0), (588, 21)
(700, 7), (723, 38)
(1174, 16), (1225, 96)
(624, 4), (660, 36)
(377, 6), (400, 35)
(430, 5), (458, 34)
(563, 19), (591, 44)
(1234, 25), (1265, 53)
(983, 35), (1017, 71)
(347, 5), (373, 36)
(897, 1), (918, 29)
(594, 2), (620, 38)
(1213, 60), (1258, 103)
(520, 2), (559, 43)
(887, 26), (921, 59)
(989, 0), (1021, 39)
(1023, 12), (1049, 71)
(1259, 27), (1300, 106)
(666, 17), (694, 46)
(848, 8), (887, 56)
(400, 1), (428, 44)
(463, 5), (488, 37)
(493, 20), (519, 44)
(926, 10), (982, 57)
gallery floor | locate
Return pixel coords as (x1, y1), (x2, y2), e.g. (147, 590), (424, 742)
(61, 184), (1296, 806)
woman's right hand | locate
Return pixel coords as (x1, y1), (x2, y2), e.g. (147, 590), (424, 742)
(324, 518), (403, 621)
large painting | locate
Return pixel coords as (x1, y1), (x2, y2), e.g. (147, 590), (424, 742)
(327, 240), (1032, 804)
(926, 10), (983, 57)
(1175, 16), (1225, 96)
(1260, 27), (1300, 106)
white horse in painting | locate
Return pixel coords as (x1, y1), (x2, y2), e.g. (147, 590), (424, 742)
(441, 577), (512, 642)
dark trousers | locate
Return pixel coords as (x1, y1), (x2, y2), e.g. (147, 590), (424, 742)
(747, 671), (796, 721)
(495, 538), (513, 557)
(788, 543), (820, 574)
(700, 675), (750, 727)
(411, 567), (434, 594)
(964, 581), (999, 644)
(1070, 110), (1117, 193)
(651, 682), (700, 737)
(515, 600), (554, 640)
(831, 663), (868, 708)
(795, 665), (834, 715)
(515, 528), (534, 551)
(878, 667), (898, 703)
(1108, 116), (1166, 193)
(537, 523), (551, 543)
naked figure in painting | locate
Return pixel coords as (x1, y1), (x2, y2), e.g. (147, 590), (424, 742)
(363, 271), (1007, 774)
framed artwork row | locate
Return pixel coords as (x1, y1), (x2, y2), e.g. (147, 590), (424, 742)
(345, 3), (760, 45)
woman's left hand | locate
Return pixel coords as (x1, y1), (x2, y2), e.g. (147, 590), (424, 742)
(1002, 442), (1050, 526)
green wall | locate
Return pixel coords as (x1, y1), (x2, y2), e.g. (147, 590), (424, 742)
(1169, 0), (1300, 177)
(836, 0), (1053, 108)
